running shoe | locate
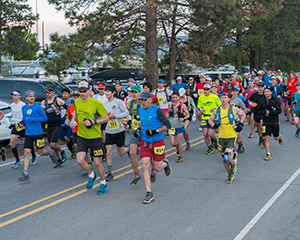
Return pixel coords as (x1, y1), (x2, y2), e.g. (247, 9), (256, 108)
(150, 168), (157, 183)
(238, 145), (245, 154)
(53, 159), (63, 168)
(86, 172), (97, 190)
(260, 140), (265, 147)
(12, 160), (22, 169)
(131, 174), (141, 186)
(105, 173), (114, 182)
(295, 129), (300, 137)
(101, 154), (107, 163)
(1, 147), (7, 161)
(226, 173), (234, 183)
(60, 150), (67, 163)
(248, 133), (253, 138)
(18, 172), (30, 181)
(70, 151), (76, 160)
(264, 154), (272, 161)
(278, 138), (283, 145)
(198, 127), (202, 131)
(163, 159), (172, 176)
(291, 119), (295, 125)
(97, 184), (108, 195)
(49, 149), (57, 163)
(176, 156), (183, 163)
(231, 162), (237, 175)
(31, 155), (38, 166)
(143, 192), (155, 204)
(176, 150), (179, 156)
(205, 147), (214, 155)
(185, 142), (191, 150)
(285, 118), (289, 122)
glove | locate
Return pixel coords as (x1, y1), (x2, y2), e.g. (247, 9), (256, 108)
(192, 114), (197, 122)
(234, 121), (244, 132)
(146, 129), (159, 136)
(292, 100), (298, 106)
(133, 128), (142, 138)
(210, 120), (220, 129)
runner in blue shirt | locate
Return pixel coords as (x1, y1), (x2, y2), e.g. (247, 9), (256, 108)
(172, 76), (189, 92)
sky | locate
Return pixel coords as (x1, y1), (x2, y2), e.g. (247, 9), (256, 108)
(27, 0), (75, 45)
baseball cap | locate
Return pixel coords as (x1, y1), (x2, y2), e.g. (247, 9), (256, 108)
(171, 80), (176, 83)
(211, 83), (218, 88)
(128, 78), (134, 82)
(78, 81), (89, 90)
(176, 76), (183, 81)
(221, 92), (232, 98)
(72, 90), (80, 96)
(271, 76), (276, 79)
(158, 79), (164, 83)
(254, 76), (260, 81)
(131, 85), (141, 92)
(232, 86), (240, 91)
(257, 82), (264, 87)
(265, 86), (273, 91)
(98, 84), (105, 89)
(11, 90), (21, 96)
(296, 82), (300, 86)
(139, 91), (151, 100)
(127, 87), (131, 91)
(105, 85), (116, 92)
(45, 86), (55, 92)
(203, 84), (211, 89)
(179, 88), (186, 96)
(25, 90), (35, 97)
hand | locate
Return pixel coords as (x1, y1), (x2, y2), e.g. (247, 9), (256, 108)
(210, 121), (220, 129)
(234, 121), (244, 132)
(179, 118), (184, 122)
(108, 113), (115, 119)
(70, 121), (77, 129)
(133, 128), (142, 138)
(83, 118), (93, 129)
(18, 121), (25, 128)
(146, 129), (158, 136)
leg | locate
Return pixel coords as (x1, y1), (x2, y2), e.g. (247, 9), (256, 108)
(129, 144), (139, 172)
(203, 127), (210, 147)
(183, 120), (190, 144)
(176, 133), (183, 157)
(116, 146), (129, 157)
(169, 135), (177, 147)
(93, 157), (105, 181)
(142, 157), (151, 192)
(77, 152), (92, 175)
(105, 144), (113, 174)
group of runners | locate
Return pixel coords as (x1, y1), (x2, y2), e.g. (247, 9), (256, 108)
(0, 68), (300, 204)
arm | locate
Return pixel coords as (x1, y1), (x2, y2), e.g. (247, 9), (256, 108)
(0, 110), (4, 120)
(235, 107), (246, 123)
(112, 100), (129, 119)
(268, 99), (282, 115)
(208, 109), (217, 126)
(157, 108), (171, 131)
(181, 104), (190, 121)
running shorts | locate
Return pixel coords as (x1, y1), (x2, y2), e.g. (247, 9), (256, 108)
(139, 139), (165, 162)
(77, 136), (104, 157)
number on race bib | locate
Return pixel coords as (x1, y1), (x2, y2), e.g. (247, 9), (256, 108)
(122, 118), (127, 125)
(132, 119), (140, 130)
(15, 123), (23, 132)
(109, 120), (120, 130)
(262, 126), (266, 133)
(36, 139), (45, 148)
(93, 149), (103, 156)
(154, 146), (165, 155)
(198, 89), (204, 96)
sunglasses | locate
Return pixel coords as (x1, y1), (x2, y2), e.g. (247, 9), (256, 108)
(204, 89), (210, 91)
(79, 90), (88, 93)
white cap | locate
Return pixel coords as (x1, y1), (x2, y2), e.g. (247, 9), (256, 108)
(203, 84), (211, 89)
(176, 76), (183, 81)
(179, 88), (186, 96)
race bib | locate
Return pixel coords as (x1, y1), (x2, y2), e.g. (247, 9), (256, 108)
(200, 120), (207, 127)
(132, 119), (140, 130)
(154, 145), (165, 155)
(93, 149), (103, 156)
(122, 118), (127, 125)
(262, 126), (266, 133)
(168, 128), (175, 135)
(198, 89), (204, 96)
(158, 96), (165, 103)
(15, 123), (23, 132)
(36, 138), (45, 148)
(109, 120), (120, 130)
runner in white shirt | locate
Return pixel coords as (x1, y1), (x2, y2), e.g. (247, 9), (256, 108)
(153, 79), (171, 115)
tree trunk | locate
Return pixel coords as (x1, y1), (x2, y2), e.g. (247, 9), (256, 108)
(235, 30), (242, 72)
(250, 50), (255, 70)
(145, 0), (158, 86)
(168, 1), (178, 81)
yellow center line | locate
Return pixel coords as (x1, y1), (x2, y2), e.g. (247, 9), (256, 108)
(0, 136), (205, 227)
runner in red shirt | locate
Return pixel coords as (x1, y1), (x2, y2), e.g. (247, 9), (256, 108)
(196, 74), (207, 99)
(287, 72), (297, 124)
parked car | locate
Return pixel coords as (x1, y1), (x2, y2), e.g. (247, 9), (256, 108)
(0, 78), (72, 104)
(0, 100), (12, 142)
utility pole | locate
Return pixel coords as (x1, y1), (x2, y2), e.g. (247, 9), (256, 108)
(36, 0), (39, 42)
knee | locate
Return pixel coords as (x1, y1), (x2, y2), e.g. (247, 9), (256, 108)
(93, 160), (102, 168)
(106, 149), (112, 156)
(37, 149), (44, 156)
(129, 148), (136, 156)
(142, 160), (150, 169)
(77, 156), (85, 165)
(10, 142), (16, 148)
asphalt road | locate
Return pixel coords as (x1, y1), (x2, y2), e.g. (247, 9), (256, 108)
(1, 113), (300, 240)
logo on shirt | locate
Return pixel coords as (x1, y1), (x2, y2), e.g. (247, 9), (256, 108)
(112, 105), (116, 109)
(27, 109), (32, 115)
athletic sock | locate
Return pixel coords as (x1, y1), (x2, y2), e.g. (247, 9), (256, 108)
(100, 180), (106, 185)
(12, 147), (19, 160)
(88, 171), (95, 179)
(24, 170), (29, 175)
